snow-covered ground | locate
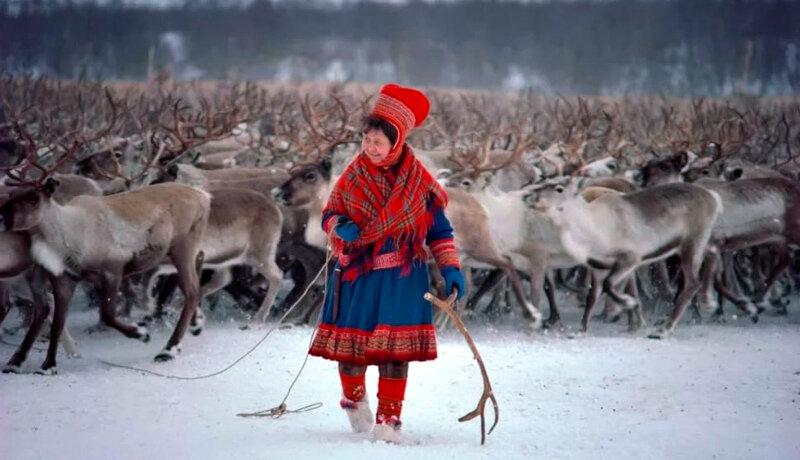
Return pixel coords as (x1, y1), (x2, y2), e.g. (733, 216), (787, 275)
(1, 299), (799, 460)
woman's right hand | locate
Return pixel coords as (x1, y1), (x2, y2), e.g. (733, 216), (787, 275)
(335, 216), (360, 243)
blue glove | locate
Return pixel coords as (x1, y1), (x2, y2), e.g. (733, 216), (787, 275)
(334, 216), (360, 243)
(440, 266), (465, 300)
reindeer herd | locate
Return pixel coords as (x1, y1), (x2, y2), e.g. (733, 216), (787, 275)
(0, 77), (798, 374)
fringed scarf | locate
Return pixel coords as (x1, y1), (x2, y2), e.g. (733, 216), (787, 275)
(323, 143), (448, 281)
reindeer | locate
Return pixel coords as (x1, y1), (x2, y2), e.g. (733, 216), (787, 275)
(0, 173), (110, 353)
(156, 163), (290, 188)
(0, 179), (210, 373)
(444, 171), (579, 327)
(527, 181), (723, 338)
(639, 151), (800, 318)
(143, 187), (284, 327)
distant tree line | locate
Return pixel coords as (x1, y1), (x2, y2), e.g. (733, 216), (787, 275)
(1, 0), (798, 95)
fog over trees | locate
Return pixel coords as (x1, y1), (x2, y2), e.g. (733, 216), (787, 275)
(1, 0), (798, 95)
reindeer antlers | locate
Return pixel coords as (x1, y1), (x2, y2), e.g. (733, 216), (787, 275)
(424, 290), (499, 445)
(3, 87), (122, 187)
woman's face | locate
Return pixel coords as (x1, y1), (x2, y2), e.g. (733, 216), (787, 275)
(361, 128), (393, 165)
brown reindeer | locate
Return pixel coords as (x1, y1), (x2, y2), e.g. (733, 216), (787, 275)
(640, 151), (800, 318)
(144, 187), (284, 326)
(1, 173), (110, 355)
(0, 181), (210, 373)
(157, 163), (290, 187)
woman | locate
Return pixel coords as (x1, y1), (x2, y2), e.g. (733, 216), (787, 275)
(309, 83), (465, 443)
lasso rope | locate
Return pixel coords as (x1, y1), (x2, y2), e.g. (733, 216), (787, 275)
(97, 247), (333, 418)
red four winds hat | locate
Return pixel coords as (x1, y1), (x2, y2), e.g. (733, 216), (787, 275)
(370, 83), (430, 149)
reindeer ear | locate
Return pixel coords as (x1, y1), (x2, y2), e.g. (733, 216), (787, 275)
(435, 169), (452, 180)
(714, 160), (727, 176)
(673, 151), (689, 169)
(320, 157), (332, 175)
(43, 178), (60, 197)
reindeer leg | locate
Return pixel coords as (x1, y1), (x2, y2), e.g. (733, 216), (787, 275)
(752, 246), (769, 297)
(119, 275), (141, 318)
(732, 250), (755, 296)
(600, 253), (640, 310)
(752, 243), (790, 310)
(251, 244), (284, 324)
(650, 242), (705, 339)
(696, 251), (719, 316)
(143, 271), (164, 318)
(713, 277), (760, 321)
(3, 278), (50, 373)
(543, 271), (560, 328)
(470, 254), (539, 325)
(624, 277), (644, 332)
(581, 271), (601, 332)
(713, 251), (738, 317)
(155, 275), (180, 317)
(467, 269), (505, 312)
(189, 268), (233, 336)
(140, 272), (178, 326)
(502, 261), (541, 327)
(38, 275), (77, 375)
(25, 267), (80, 358)
(98, 272), (150, 341)
(282, 253), (319, 324)
(0, 283), (11, 329)
(651, 261), (672, 300)
(156, 249), (203, 362)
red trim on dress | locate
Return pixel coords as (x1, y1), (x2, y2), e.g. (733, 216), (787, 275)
(309, 323), (438, 365)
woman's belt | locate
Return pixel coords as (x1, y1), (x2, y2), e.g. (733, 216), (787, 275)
(338, 250), (405, 270)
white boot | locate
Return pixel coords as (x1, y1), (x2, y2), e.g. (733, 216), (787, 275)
(371, 414), (402, 444)
(340, 394), (373, 433)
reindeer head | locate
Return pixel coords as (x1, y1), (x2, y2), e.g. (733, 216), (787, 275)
(638, 151), (690, 187)
(0, 178), (59, 232)
(522, 177), (576, 212)
(444, 170), (493, 193)
(74, 147), (125, 180)
(274, 157), (333, 207)
(683, 160), (726, 183)
(576, 156), (620, 178)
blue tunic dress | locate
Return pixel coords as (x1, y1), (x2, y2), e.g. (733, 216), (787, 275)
(308, 206), (456, 365)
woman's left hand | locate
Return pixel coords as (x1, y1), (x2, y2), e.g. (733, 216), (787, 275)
(335, 216), (360, 243)
(440, 266), (465, 300)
